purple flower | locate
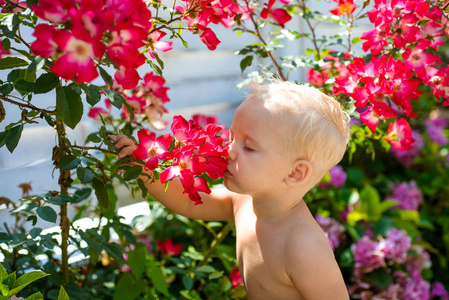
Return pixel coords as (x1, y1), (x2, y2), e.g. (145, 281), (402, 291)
(406, 245), (431, 274)
(425, 117), (448, 146)
(387, 180), (423, 210)
(352, 235), (386, 276)
(384, 229), (411, 264)
(315, 214), (345, 251)
(431, 282), (449, 300)
(322, 165), (347, 188)
(403, 272), (431, 300)
(390, 131), (425, 167)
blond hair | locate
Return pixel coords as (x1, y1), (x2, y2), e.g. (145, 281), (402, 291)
(247, 81), (351, 184)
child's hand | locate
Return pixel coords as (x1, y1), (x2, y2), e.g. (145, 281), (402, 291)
(107, 134), (137, 159)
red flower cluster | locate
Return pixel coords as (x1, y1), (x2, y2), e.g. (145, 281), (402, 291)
(157, 238), (182, 256)
(332, 0), (449, 150)
(133, 115), (229, 205)
(261, 0), (292, 28)
(329, 0), (359, 17)
(28, 0), (171, 88)
(175, 0), (251, 50)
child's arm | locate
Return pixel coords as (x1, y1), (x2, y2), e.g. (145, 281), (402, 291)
(287, 236), (349, 300)
(108, 134), (235, 221)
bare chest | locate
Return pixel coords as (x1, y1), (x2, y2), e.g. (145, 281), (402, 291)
(234, 205), (302, 299)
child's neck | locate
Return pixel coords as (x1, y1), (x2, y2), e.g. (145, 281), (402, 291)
(251, 192), (305, 220)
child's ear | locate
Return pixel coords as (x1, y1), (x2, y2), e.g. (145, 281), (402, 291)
(285, 159), (312, 185)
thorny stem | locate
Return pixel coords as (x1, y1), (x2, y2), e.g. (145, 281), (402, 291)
(55, 117), (72, 287)
(246, 2), (287, 81)
(296, 0), (322, 60)
(0, 95), (55, 114)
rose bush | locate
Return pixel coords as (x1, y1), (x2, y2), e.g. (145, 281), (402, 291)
(0, 0), (448, 299)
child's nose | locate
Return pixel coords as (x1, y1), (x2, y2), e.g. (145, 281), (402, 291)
(227, 141), (237, 161)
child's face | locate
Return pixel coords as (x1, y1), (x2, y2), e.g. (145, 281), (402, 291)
(224, 99), (294, 198)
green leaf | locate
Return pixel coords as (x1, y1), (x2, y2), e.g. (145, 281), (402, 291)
(34, 73), (59, 94)
(0, 83), (13, 96)
(182, 275), (193, 290)
(0, 131), (6, 148)
(57, 286), (70, 300)
(99, 66), (113, 87)
(1, 39), (10, 52)
(7, 69), (20, 82)
(359, 185), (381, 221)
(123, 165), (142, 181)
(56, 86), (83, 130)
(27, 56), (45, 74)
(101, 88), (122, 109)
(59, 155), (81, 170)
(15, 79), (34, 92)
(92, 177), (109, 209)
(3, 272), (16, 289)
(26, 291), (44, 300)
(195, 265), (215, 273)
(36, 206), (57, 223)
(29, 228), (42, 239)
(83, 85), (101, 106)
(127, 243), (149, 279)
(10, 202), (38, 213)
(146, 60), (163, 77)
(147, 255), (169, 296)
(6, 124), (23, 153)
(0, 263), (7, 281)
(113, 272), (144, 300)
(365, 268), (392, 290)
(0, 57), (28, 70)
(102, 242), (125, 263)
(8, 271), (48, 297)
(77, 167), (94, 183)
(1, 14), (19, 38)
(231, 285), (247, 298)
(240, 55), (253, 72)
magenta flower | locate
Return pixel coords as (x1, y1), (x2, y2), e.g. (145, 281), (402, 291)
(230, 268), (244, 289)
(133, 129), (174, 171)
(390, 131), (425, 167)
(261, 0), (292, 28)
(385, 118), (415, 151)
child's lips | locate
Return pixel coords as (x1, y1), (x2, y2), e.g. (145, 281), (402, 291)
(224, 169), (233, 176)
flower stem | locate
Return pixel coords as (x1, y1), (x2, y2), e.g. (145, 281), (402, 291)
(199, 221), (233, 266)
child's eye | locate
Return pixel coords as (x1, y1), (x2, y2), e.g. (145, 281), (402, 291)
(243, 146), (254, 152)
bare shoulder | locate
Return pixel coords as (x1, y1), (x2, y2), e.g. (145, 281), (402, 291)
(285, 216), (349, 300)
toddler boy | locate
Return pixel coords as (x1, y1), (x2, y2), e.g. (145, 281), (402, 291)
(109, 81), (350, 299)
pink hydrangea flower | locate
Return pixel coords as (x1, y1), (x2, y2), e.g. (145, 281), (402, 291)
(384, 229), (411, 264)
(323, 165), (347, 188)
(425, 117), (448, 146)
(352, 235), (387, 276)
(431, 282), (449, 300)
(315, 214), (345, 251)
(387, 180), (423, 210)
